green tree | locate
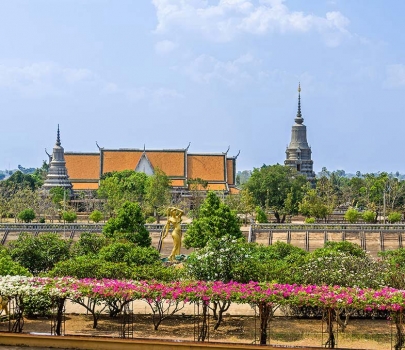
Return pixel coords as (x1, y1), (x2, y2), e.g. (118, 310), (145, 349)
(62, 210), (77, 223)
(299, 188), (332, 222)
(145, 168), (171, 223)
(49, 187), (70, 208)
(244, 164), (307, 223)
(8, 232), (70, 275)
(344, 207), (360, 223)
(89, 210), (103, 223)
(184, 191), (242, 249)
(71, 232), (107, 256)
(103, 201), (151, 247)
(388, 212), (402, 223)
(187, 178), (209, 219)
(255, 206), (268, 223)
(362, 210), (376, 223)
(98, 170), (148, 214)
(18, 208), (36, 223)
(0, 248), (30, 276)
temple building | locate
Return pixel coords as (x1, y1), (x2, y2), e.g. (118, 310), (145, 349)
(63, 144), (239, 194)
(42, 126), (73, 192)
(284, 84), (315, 181)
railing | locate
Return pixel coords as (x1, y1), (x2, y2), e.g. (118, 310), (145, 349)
(251, 223), (405, 231)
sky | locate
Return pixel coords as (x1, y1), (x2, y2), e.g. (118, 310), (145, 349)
(1, 0), (405, 174)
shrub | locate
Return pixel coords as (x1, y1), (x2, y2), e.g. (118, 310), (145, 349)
(146, 216), (156, 224)
(304, 217), (315, 224)
(62, 211), (77, 223)
(388, 212), (402, 224)
(18, 208), (35, 223)
(255, 207), (268, 223)
(344, 207), (359, 223)
(23, 293), (53, 318)
(362, 210), (376, 223)
(89, 210), (103, 223)
(38, 218), (46, 223)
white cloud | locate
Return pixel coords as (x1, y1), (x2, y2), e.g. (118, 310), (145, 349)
(0, 61), (184, 101)
(126, 86), (184, 101)
(384, 64), (405, 88)
(155, 40), (178, 54)
(183, 53), (258, 86)
(152, 0), (351, 45)
(0, 62), (97, 97)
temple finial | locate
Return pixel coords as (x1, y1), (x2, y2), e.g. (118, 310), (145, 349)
(56, 124), (61, 146)
(295, 83), (303, 124)
(297, 83), (302, 118)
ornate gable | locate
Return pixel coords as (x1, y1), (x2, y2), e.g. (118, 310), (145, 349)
(135, 152), (154, 175)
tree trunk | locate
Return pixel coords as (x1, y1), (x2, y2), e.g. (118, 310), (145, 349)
(258, 302), (271, 345)
(198, 303), (209, 342)
(212, 300), (231, 330)
(274, 212), (281, 223)
(55, 298), (65, 336)
(394, 311), (405, 350)
(324, 308), (335, 348)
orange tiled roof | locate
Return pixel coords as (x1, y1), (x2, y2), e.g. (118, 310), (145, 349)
(171, 179), (185, 187)
(229, 187), (240, 195)
(146, 151), (185, 176)
(227, 159), (235, 185)
(187, 154), (225, 181)
(102, 150), (185, 177)
(65, 153), (100, 180)
(206, 183), (227, 191)
(71, 182), (99, 190)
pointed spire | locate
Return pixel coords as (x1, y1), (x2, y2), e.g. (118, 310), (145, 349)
(56, 124), (61, 146)
(295, 83), (304, 124)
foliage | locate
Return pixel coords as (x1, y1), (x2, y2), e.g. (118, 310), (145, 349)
(89, 210), (103, 223)
(187, 178), (209, 218)
(48, 256), (132, 279)
(23, 293), (53, 317)
(304, 217), (315, 224)
(379, 248), (405, 289)
(103, 201), (151, 247)
(185, 235), (253, 283)
(244, 164), (307, 223)
(322, 241), (366, 258)
(146, 216), (155, 223)
(8, 232), (70, 275)
(255, 206), (268, 223)
(344, 207), (360, 223)
(184, 191), (242, 249)
(71, 232), (107, 256)
(49, 187), (70, 208)
(18, 208), (36, 223)
(145, 168), (171, 223)
(0, 249), (30, 276)
(298, 244), (387, 288)
(62, 210), (77, 223)
(131, 263), (184, 281)
(98, 170), (148, 214)
(299, 188), (332, 221)
(388, 212), (402, 224)
(98, 242), (160, 266)
(362, 210), (376, 223)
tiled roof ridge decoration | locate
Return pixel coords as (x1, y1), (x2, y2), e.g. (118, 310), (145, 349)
(42, 125), (73, 192)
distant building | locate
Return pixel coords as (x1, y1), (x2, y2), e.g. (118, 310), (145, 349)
(42, 126), (73, 192)
(63, 144), (239, 194)
(284, 84), (315, 181)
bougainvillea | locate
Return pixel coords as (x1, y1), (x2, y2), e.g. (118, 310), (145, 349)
(1, 276), (405, 313)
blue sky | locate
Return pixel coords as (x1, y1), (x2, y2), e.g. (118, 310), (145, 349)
(1, 0), (405, 174)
